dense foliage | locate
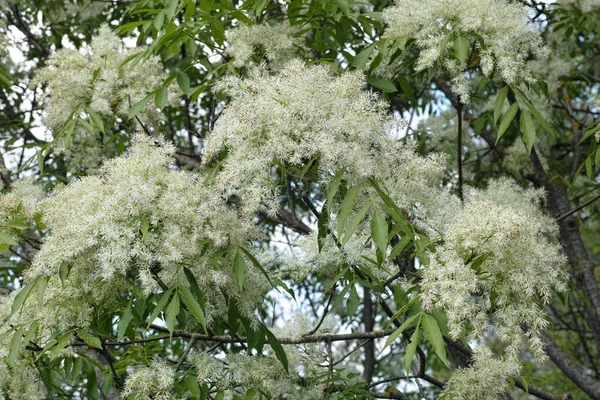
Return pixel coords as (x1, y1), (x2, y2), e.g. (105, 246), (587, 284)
(0, 0), (599, 399)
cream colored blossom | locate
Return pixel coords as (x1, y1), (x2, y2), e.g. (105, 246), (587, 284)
(421, 178), (567, 360)
(25, 135), (266, 332)
(382, 0), (548, 101)
(442, 346), (521, 399)
(226, 22), (303, 69)
(33, 24), (166, 170)
(122, 360), (176, 400)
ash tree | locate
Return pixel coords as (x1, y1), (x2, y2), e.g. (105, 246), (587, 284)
(0, 0), (599, 399)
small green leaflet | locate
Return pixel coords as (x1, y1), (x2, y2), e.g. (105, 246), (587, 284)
(233, 251), (247, 291)
(0, 231), (17, 246)
(76, 329), (103, 349)
(165, 291), (180, 335)
(179, 285), (207, 332)
(453, 35), (469, 64)
(496, 102), (519, 143)
(403, 325), (421, 375)
(520, 111), (536, 154)
(341, 204), (371, 245)
(49, 331), (73, 360)
(494, 86), (509, 124)
(264, 325), (289, 374)
(177, 72), (191, 95)
(147, 287), (174, 328)
(337, 185), (361, 235)
(367, 78), (398, 93)
(353, 44), (375, 70)
(128, 94), (152, 119)
(155, 87), (168, 110)
(422, 313), (449, 367)
(327, 167), (346, 206)
(371, 210), (388, 255)
(11, 279), (35, 317)
(117, 298), (134, 340)
(380, 313), (419, 354)
(7, 327), (23, 366)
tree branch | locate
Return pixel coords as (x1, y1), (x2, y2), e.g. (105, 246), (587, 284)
(149, 324), (396, 344)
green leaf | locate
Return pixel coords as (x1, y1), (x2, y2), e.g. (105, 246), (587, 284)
(496, 102), (519, 143)
(586, 156), (593, 180)
(346, 285), (360, 316)
(148, 288), (174, 328)
(233, 251), (247, 291)
(385, 296), (418, 329)
(0, 231), (17, 245)
(327, 167), (346, 206)
(403, 324), (421, 375)
(87, 363), (99, 400)
(11, 280), (35, 317)
(371, 210), (388, 254)
(494, 86), (509, 124)
(238, 246), (274, 287)
(179, 285), (207, 332)
(23, 321), (38, 348)
(422, 313), (449, 367)
(264, 325), (289, 373)
(49, 331), (73, 360)
(380, 313), (419, 354)
(342, 204), (371, 244)
(117, 298), (134, 340)
(153, 10), (165, 31)
(183, 268), (206, 312)
(337, 184), (361, 235)
(7, 327), (23, 366)
(128, 94), (152, 119)
(513, 87), (557, 136)
(389, 234), (412, 260)
(177, 72), (191, 95)
(453, 35), (469, 64)
(353, 44), (374, 69)
(165, 291), (180, 335)
(35, 275), (48, 304)
(520, 111), (536, 154)
(76, 329), (102, 349)
(165, 0), (179, 20)
(155, 87), (168, 110)
(199, 0), (214, 12)
(367, 78), (398, 93)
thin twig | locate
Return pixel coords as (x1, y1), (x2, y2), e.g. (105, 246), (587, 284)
(556, 193), (600, 221)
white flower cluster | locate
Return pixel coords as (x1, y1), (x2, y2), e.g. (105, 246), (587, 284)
(442, 346), (521, 399)
(206, 60), (445, 216)
(122, 360), (176, 400)
(33, 25), (166, 169)
(421, 178), (567, 360)
(193, 315), (325, 399)
(34, 24), (164, 128)
(25, 135), (266, 331)
(226, 22), (302, 69)
(382, 0), (548, 101)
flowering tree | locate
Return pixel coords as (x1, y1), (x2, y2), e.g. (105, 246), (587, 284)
(0, 0), (599, 398)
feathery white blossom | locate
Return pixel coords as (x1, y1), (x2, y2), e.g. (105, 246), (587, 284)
(382, 0), (548, 101)
(207, 60), (445, 216)
(33, 25), (166, 170)
(421, 178), (567, 360)
(24, 135), (265, 332)
(226, 22), (302, 69)
(442, 346), (521, 399)
(122, 360), (176, 400)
